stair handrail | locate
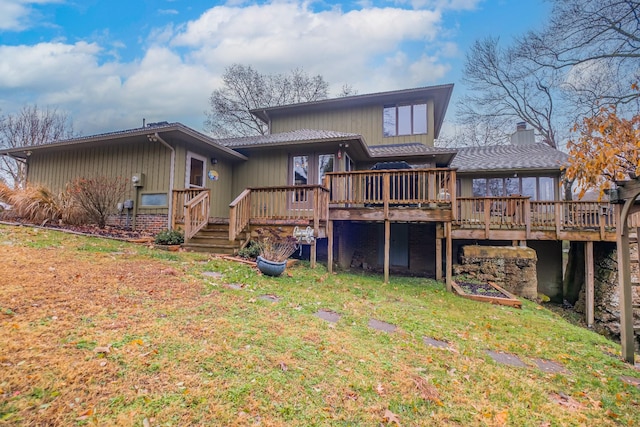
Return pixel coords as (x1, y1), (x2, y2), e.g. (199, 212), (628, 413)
(229, 189), (251, 241)
(184, 190), (210, 240)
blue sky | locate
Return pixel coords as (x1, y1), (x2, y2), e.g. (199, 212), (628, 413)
(0, 0), (550, 136)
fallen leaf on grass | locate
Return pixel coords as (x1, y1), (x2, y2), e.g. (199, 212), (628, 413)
(94, 346), (111, 354)
(375, 383), (386, 396)
(76, 408), (94, 420)
(383, 409), (401, 426)
(413, 376), (443, 405)
(494, 410), (508, 426)
(549, 392), (585, 411)
(278, 362), (288, 372)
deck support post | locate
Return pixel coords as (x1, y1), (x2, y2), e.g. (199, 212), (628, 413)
(616, 203), (635, 363)
(384, 220), (390, 284)
(327, 220), (334, 274)
(585, 241), (594, 327)
(435, 233), (442, 281)
(445, 221), (452, 292)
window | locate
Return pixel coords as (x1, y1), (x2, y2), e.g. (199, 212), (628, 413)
(383, 103), (428, 137)
(317, 154), (334, 184)
(141, 193), (168, 207)
(186, 151), (206, 188)
(292, 155), (309, 186)
(470, 176), (556, 200)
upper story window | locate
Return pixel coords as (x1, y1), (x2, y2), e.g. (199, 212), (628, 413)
(383, 103), (428, 137)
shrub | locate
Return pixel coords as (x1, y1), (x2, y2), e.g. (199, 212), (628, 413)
(9, 184), (63, 224)
(154, 229), (184, 245)
(66, 176), (128, 228)
(238, 240), (261, 259)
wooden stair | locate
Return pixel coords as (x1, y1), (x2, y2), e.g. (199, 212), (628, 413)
(182, 223), (248, 255)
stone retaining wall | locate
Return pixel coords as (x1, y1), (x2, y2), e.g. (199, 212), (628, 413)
(453, 245), (538, 299)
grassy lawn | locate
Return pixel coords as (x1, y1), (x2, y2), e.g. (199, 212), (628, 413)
(0, 224), (638, 426)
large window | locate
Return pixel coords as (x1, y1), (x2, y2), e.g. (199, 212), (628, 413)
(291, 153), (335, 186)
(471, 176), (557, 200)
(383, 103), (428, 137)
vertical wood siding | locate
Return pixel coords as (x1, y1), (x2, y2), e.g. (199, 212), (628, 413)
(28, 140), (172, 215)
(231, 150), (288, 195)
(270, 100), (436, 146)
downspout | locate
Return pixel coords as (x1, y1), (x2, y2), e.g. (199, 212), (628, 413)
(151, 132), (175, 230)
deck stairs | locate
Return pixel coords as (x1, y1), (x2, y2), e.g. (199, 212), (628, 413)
(182, 223), (249, 255)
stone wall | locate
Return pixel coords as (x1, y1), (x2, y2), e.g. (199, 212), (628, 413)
(574, 241), (640, 350)
(453, 245), (538, 299)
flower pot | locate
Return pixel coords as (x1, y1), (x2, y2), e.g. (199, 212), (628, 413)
(256, 256), (287, 277)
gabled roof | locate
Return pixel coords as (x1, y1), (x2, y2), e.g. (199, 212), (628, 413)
(0, 122), (247, 161)
(450, 144), (568, 173)
(250, 84), (454, 139)
(368, 143), (457, 166)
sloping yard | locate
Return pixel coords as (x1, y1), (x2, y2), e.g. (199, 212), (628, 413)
(0, 224), (639, 426)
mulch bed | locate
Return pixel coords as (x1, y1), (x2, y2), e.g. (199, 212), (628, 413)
(1, 220), (154, 241)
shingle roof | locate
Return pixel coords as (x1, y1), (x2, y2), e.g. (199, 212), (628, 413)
(218, 129), (362, 148)
(368, 143), (456, 158)
(450, 144), (569, 173)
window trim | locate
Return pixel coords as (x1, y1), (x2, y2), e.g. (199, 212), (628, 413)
(185, 151), (207, 189)
(383, 102), (428, 137)
(140, 192), (169, 208)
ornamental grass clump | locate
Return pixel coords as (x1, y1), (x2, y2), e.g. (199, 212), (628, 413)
(255, 227), (298, 262)
(154, 229), (184, 245)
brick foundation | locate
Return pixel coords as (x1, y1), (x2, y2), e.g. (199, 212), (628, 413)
(106, 214), (169, 234)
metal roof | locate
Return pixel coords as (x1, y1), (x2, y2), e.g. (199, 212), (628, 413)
(0, 122), (247, 161)
(218, 129), (362, 148)
(450, 144), (569, 173)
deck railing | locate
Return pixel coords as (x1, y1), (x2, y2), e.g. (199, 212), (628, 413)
(455, 198), (617, 234)
(183, 190), (210, 240)
(325, 168), (456, 213)
(228, 185), (330, 241)
(229, 189), (251, 241)
(172, 189), (207, 228)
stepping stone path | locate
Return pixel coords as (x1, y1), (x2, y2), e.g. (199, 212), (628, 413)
(202, 271), (224, 279)
(532, 358), (569, 374)
(368, 318), (397, 333)
(259, 294), (280, 302)
(225, 283), (245, 290)
(315, 310), (341, 323)
(422, 336), (450, 349)
(620, 375), (640, 388)
(486, 350), (527, 368)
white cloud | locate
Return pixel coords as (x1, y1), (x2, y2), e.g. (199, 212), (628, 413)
(0, 0), (61, 31)
(0, 1), (461, 134)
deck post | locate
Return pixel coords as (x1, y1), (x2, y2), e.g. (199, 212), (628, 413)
(445, 221), (452, 292)
(384, 219), (390, 283)
(616, 203), (635, 363)
(435, 233), (442, 281)
(327, 220), (334, 273)
(585, 241), (594, 327)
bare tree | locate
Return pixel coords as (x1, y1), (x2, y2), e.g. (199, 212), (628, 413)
(205, 64), (331, 137)
(436, 114), (511, 148)
(522, 0), (640, 107)
(459, 37), (562, 148)
(0, 105), (74, 188)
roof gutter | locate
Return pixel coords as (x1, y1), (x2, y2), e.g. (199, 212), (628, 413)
(148, 132), (175, 230)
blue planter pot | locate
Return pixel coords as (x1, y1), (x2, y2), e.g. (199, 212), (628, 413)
(256, 256), (287, 277)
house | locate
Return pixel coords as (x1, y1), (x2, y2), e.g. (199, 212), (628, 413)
(1, 85), (610, 302)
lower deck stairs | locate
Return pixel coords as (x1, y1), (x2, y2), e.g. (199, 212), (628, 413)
(182, 223), (248, 255)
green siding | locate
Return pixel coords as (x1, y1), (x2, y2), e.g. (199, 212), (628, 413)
(270, 100), (436, 147)
(28, 140), (171, 215)
(231, 150), (288, 195)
